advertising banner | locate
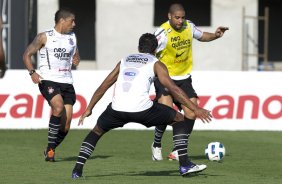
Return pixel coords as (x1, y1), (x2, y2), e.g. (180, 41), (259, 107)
(0, 70), (281, 130)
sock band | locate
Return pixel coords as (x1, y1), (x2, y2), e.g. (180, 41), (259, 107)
(153, 125), (167, 148)
(172, 121), (189, 166)
(48, 115), (61, 149)
(75, 131), (101, 171)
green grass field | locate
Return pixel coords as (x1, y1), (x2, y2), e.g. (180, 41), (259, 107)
(0, 129), (281, 184)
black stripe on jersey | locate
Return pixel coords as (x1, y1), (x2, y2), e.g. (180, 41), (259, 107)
(154, 29), (165, 37)
(46, 48), (51, 69)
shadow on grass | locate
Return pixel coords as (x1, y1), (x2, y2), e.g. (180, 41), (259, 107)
(189, 155), (207, 160)
(86, 170), (212, 178)
(57, 155), (112, 162)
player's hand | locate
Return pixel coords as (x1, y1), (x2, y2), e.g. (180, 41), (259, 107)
(215, 26), (229, 38)
(78, 109), (92, 126)
(31, 72), (43, 84)
(193, 108), (212, 123)
(72, 51), (80, 66)
(72, 57), (80, 66)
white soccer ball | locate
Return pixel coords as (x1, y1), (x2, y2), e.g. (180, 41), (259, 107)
(205, 142), (226, 161)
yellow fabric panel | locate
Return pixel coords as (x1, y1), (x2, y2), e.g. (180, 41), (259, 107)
(158, 21), (193, 76)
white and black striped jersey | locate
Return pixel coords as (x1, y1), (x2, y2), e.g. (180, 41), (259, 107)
(38, 28), (77, 84)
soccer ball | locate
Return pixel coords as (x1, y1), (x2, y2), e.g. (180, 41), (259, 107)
(205, 142), (226, 161)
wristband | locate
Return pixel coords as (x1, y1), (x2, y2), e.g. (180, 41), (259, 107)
(29, 69), (36, 76)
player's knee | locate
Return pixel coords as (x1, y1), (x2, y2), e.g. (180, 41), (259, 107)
(93, 125), (105, 136)
(52, 105), (65, 116)
(173, 112), (184, 122)
(184, 112), (196, 120)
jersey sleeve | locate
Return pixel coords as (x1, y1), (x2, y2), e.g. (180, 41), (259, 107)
(188, 20), (203, 40)
(154, 27), (167, 53)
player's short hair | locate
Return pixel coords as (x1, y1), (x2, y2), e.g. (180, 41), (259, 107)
(138, 33), (158, 54)
(169, 3), (185, 14)
(54, 8), (75, 24)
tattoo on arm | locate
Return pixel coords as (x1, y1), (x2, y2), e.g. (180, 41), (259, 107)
(27, 33), (45, 55)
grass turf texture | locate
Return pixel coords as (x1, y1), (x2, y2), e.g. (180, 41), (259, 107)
(0, 129), (281, 184)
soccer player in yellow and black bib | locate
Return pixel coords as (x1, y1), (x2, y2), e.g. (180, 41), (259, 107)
(151, 3), (228, 166)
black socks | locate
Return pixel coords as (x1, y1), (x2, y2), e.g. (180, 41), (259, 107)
(153, 125), (167, 148)
(74, 131), (101, 172)
(47, 115), (61, 150)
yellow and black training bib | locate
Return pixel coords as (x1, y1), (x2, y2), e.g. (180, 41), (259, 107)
(157, 21), (193, 76)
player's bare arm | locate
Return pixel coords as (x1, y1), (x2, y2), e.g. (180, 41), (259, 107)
(78, 62), (120, 126)
(199, 26), (229, 42)
(154, 61), (212, 123)
(23, 33), (46, 69)
(154, 61), (197, 110)
(23, 33), (46, 84)
(72, 48), (80, 66)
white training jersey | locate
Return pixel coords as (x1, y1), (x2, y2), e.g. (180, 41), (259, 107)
(112, 53), (158, 112)
(154, 20), (203, 54)
(38, 28), (77, 84)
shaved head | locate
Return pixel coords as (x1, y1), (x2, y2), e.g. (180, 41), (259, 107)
(169, 3), (185, 14)
(168, 3), (186, 30)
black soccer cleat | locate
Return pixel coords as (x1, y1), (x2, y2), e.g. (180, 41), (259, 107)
(72, 170), (83, 179)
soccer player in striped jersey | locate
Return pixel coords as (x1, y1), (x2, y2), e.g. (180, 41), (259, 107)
(151, 3), (228, 161)
(71, 33), (212, 179)
(23, 8), (80, 162)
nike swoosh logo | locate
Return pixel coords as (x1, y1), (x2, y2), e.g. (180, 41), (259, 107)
(176, 51), (185, 58)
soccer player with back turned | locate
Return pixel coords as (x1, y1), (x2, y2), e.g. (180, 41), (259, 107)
(71, 33), (212, 179)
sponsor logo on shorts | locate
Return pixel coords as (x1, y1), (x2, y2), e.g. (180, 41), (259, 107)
(47, 87), (54, 94)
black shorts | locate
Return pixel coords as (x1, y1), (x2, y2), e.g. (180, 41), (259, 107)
(97, 102), (177, 132)
(154, 76), (198, 110)
(38, 80), (76, 105)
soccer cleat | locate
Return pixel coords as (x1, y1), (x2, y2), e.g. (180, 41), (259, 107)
(44, 148), (55, 162)
(179, 162), (207, 176)
(168, 150), (179, 161)
(72, 170), (83, 179)
(151, 143), (163, 161)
